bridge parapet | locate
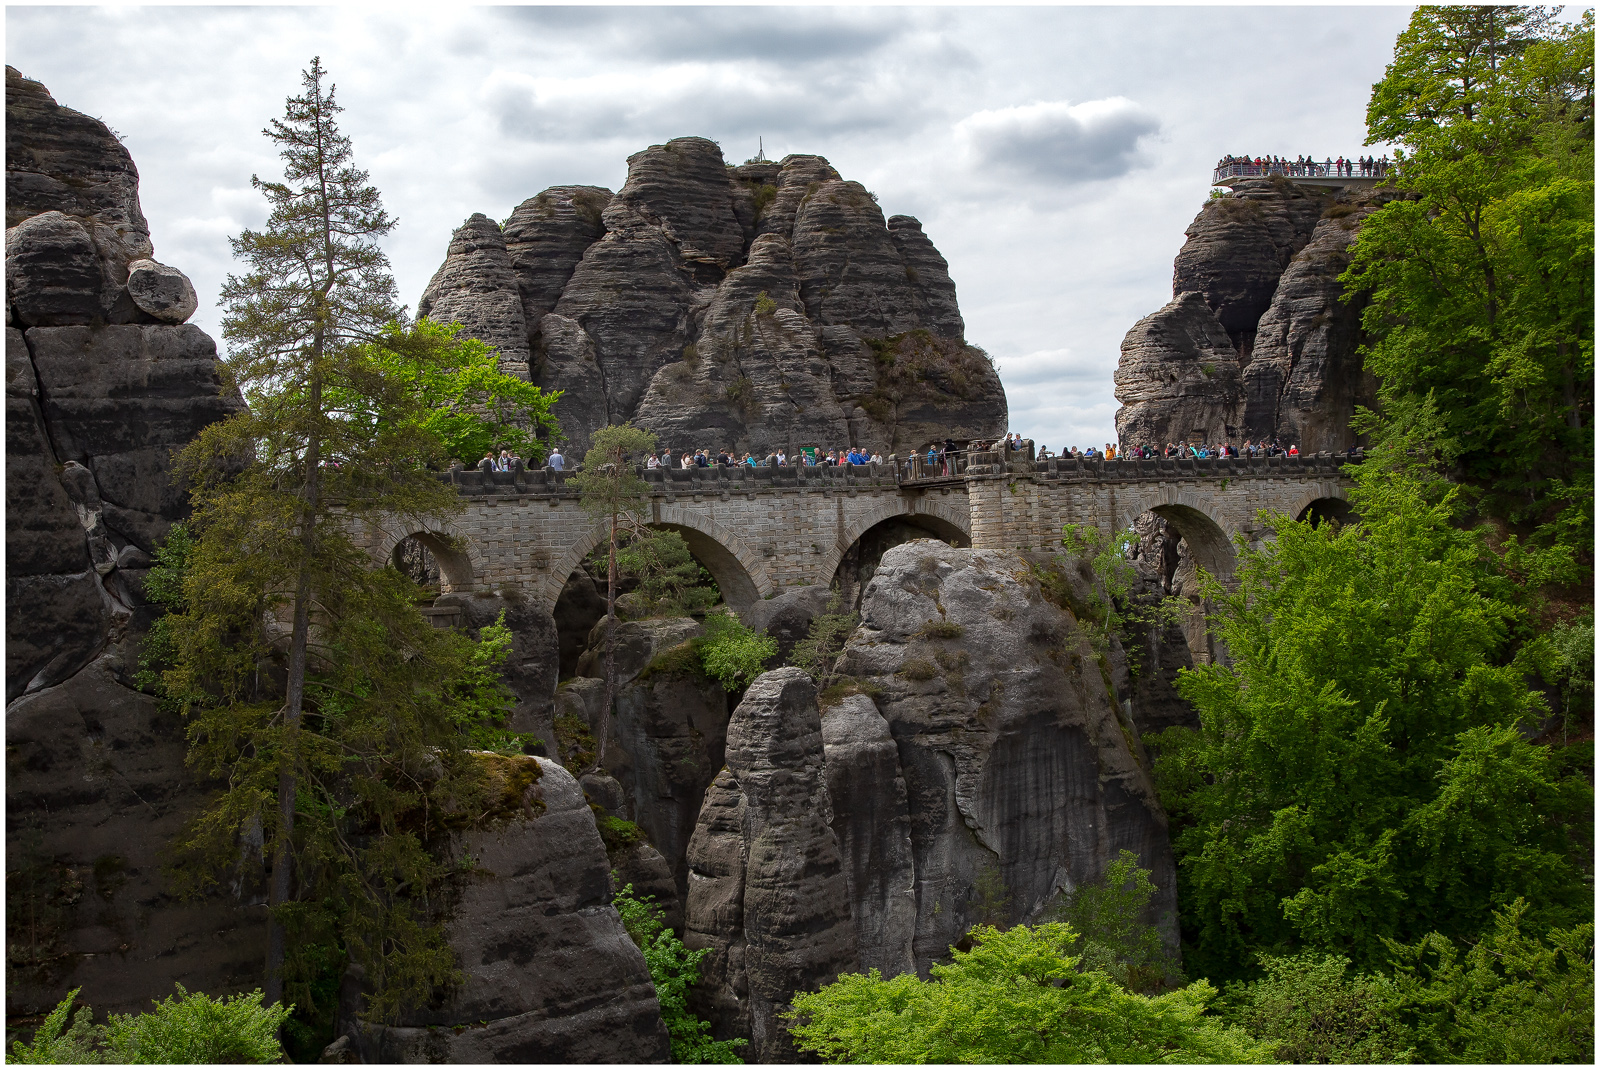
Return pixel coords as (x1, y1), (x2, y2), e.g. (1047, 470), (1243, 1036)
(436, 459), (904, 499)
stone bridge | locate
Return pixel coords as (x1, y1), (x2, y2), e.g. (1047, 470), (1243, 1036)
(351, 450), (1353, 618)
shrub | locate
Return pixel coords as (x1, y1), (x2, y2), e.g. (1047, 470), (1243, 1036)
(915, 620), (964, 640)
(614, 885), (747, 1063)
(897, 658), (939, 682)
(11, 986), (291, 1065)
(10, 989), (102, 1064)
(698, 612), (777, 692)
(104, 986), (291, 1064)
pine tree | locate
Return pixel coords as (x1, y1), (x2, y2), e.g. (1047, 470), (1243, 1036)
(570, 423), (657, 769)
(157, 57), (552, 1021)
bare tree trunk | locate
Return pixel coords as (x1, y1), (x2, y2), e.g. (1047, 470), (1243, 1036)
(265, 368), (323, 1008)
(599, 508), (618, 771)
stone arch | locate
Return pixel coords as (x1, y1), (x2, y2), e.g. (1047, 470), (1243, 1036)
(821, 496), (974, 593)
(1287, 482), (1353, 527)
(373, 523), (481, 594)
(536, 510), (771, 617)
(1114, 488), (1236, 581)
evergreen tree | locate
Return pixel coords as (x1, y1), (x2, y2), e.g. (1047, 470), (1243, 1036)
(570, 423), (657, 769)
(158, 57), (551, 1020)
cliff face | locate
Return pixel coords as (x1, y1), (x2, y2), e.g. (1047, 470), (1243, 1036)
(1114, 177), (1384, 451)
(5, 65), (257, 1018)
(421, 138), (1007, 458)
(680, 543), (1181, 1060)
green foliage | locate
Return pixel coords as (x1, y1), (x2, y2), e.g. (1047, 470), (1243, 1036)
(914, 619), (964, 639)
(785, 586), (859, 692)
(753, 289), (777, 316)
(784, 923), (1273, 1064)
(349, 318), (561, 465)
(1152, 437), (1593, 982)
(146, 57), (543, 1020)
(698, 611), (777, 691)
(11, 986), (291, 1064)
(1221, 953), (1412, 1064)
(10, 989), (103, 1064)
(613, 884), (747, 1064)
(104, 986), (292, 1064)
(596, 814), (646, 855)
(615, 529), (719, 618)
(1045, 850), (1182, 994)
(570, 423), (658, 526)
(1057, 524), (1180, 650)
(1347, 8), (1594, 562)
(1383, 898), (1594, 1063)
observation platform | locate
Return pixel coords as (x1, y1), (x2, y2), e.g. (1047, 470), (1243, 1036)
(1212, 161), (1390, 191)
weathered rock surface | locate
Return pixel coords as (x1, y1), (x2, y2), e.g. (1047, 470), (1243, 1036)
(6, 66), (154, 323)
(684, 668), (857, 1063)
(1241, 203), (1382, 451)
(1116, 177), (1383, 450)
(820, 694), (917, 978)
(417, 213), (531, 377)
(424, 138), (1006, 458)
(349, 756), (671, 1064)
(5, 660), (267, 1018)
(1113, 291), (1244, 448)
(124, 259), (198, 324)
(835, 542), (1180, 966)
(567, 617), (730, 905)
(6, 211), (105, 326)
(435, 591), (561, 745)
(682, 769), (750, 1041)
(1172, 178), (1328, 348)
(5, 69), (260, 1020)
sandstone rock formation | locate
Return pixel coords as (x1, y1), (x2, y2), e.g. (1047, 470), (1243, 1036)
(347, 756), (671, 1063)
(834, 542), (1180, 966)
(1115, 176), (1386, 451)
(6, 66), (255, 1020)
(420, 137), (1006, 458)
(683, 668), (858, 1063)
(681, 545), (1183, 1058)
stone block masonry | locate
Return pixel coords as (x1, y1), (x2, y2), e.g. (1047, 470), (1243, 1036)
(352, 455), (1352, 616)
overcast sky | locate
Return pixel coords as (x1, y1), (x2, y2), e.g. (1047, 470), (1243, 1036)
(8, 4), (1418, 450)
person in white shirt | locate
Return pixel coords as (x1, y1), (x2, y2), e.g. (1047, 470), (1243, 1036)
(547, 449), (564, 471)
(646, 453), (660, 470)
(776, 450), (787, 467)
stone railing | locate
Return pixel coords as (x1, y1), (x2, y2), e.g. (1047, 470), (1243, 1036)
(437, 459), (903, 497)
(1213, 160), (1393, 184)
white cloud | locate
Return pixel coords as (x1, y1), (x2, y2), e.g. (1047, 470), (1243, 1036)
(5, 4), (1415, 453)
(955, 97), (1160, 183)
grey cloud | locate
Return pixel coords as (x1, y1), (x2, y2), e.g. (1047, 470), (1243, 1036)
(492, 6), (916, 66)
(957, 97), (1160, 183)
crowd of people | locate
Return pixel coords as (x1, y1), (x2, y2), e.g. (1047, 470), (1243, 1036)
(1214, 153), (1393, 179)
(467, 433), (1352, 480)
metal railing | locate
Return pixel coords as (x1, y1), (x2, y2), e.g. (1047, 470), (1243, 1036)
(1213, 160), (1394, 184)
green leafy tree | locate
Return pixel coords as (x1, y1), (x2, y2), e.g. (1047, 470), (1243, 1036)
(103, 987), (292, 1064)
(698, 611), (777, 691)
(784, 923), (1273, 1064)
(571, 423), (658, 769)
(10, 988), (103, 1064)
(157, 57), (539, 1020)
(613, 884), (747, 1064)
(785, 586), (859, 694)
(1152, 430), (1592, 982)
(1220, 953), (1412, 1064)
(1347, 8), (1594, 564)
(1383, 898), (1594, 1063)
(339, 318), (561, 465)
(614, 529), (719, 618)
(1045, 849), (1183, 993)
(10, 986), (292, 1064)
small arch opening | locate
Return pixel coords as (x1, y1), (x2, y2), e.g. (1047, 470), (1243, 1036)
(833, 513), (972, 607)
(550, 522), (764, 681)
(390, 531), (474, 594)
(1297, 496), (1354, 527)
(1124, 504), (1234, 669)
